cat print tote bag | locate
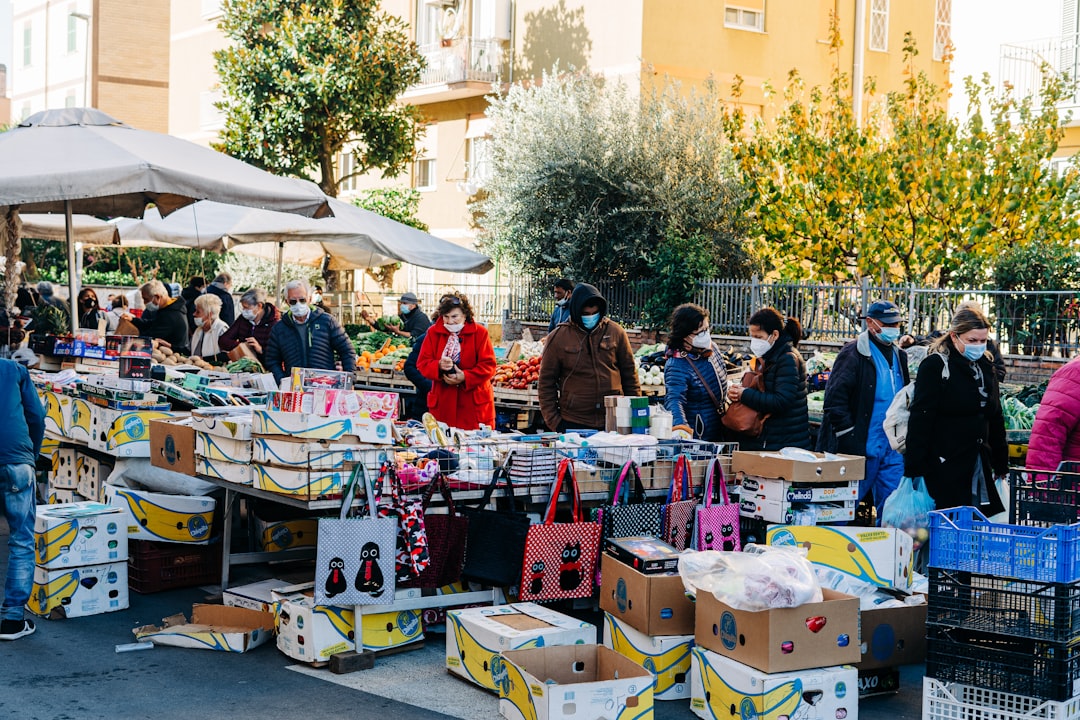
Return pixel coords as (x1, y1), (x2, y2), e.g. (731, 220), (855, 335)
(695, 456), (741, 552)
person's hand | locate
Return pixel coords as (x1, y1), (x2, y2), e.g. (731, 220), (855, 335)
(672, 424), (693, 440)
(245, 337), (262, 354)
(727, 385), (743, 402)
(439, 356), (454, 372)
(444, 370), (465, 386)
(120, 313), (133, 322)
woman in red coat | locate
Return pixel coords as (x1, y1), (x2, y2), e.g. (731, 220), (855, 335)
(416, 294), (496, 430)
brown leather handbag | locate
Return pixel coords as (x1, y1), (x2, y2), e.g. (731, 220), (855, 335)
(721, 364), (770, 437)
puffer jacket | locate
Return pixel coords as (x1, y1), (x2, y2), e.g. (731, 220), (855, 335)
(663, 345), (728, 442)
(218, 302), (282, 361)
(132, 296), (190, 356)
(1026, 357), (1080, 471)
(538, 283), (640, 431)
(736, 335), (811, 451)
(264, 307), (357, 383)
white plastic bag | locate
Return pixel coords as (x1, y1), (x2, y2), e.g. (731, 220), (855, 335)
(678, 544), (822, 611)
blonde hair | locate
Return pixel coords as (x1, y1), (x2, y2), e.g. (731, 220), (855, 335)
(194, 293), (222, 321)
(931, 303), (991, 355)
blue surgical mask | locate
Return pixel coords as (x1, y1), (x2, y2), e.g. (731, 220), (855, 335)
(962, 342), (986, 362)
(581, 313), (600, 330)
(400, 303), (411, 315)
(878, 327), (900, 344)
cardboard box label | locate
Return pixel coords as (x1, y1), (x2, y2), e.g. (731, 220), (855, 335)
(742, 476), (860, 503)
(603, 612), (692, 701)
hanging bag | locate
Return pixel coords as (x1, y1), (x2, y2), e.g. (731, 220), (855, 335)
(375, 462), (431, 583)
(695, 456), (741, 552)
(600, 460), (665, 544)
(722, 363), (770, 437)
(661, 454), (698, 551)
(315, 463), (398, 605)
(518, 458), (601, 602)
(400, 469), (469, 589)
(460, 465), (531, 587)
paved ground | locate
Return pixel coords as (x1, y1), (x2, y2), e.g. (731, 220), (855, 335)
(1, 518), (925, 720)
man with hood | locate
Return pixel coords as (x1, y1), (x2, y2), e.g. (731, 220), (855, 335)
(264, 279), (357, 384)
(538, 283), (640, 431)
(125, 280), (191, 356)
(817, 300), (910, 523)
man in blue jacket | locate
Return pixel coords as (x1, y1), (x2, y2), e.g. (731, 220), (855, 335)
(264, 279), (357, 385)
(546, 278), (574, 334)
(403, 331), (432, 421)
(0, 358), (45, 640)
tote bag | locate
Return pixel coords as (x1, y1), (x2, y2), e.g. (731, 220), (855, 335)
(400, 472), (469, 589)
(696, 457), (741, 552)
(518, 459), (601, 602)
(661, 454), (698, 551)
(722, 364), (769, 437)
(600, 460), (665, 544)
(375, 462), (431, 583)
(460, 466), (531, 587)
(315, 464), (398, 605)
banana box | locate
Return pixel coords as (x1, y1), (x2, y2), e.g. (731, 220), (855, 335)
(190, 407), (254, 440)
(196, 456), (252, 486)
(689, 646), (858, 720)
(105, 485), (215, 544)
(251, 464), (347, 499)
(767, 525), (914, 590)
(40, 436), (60, 459)
(65, 397), (94, 443)
(41, 391), (69, 437)
(251, 408), (392, 445)
(223, 578), (292, 613)
(34, 501), (127, 568)
(500, 644), (654, 720)
(195, 431), (253, 464)
(50, 448), (79, 490)
(251, 435), (382, 470)
(447, 602), (596, 692)
(27, 561), (129, 618)
(76, 456), (112, 503)
(603, 612), (693, 701)
(252, 513), (318, 552)
(358, 607), (424, 651)
(134, 604), (274, 653)
(271, 585), (355, 662)
(48, 488), (79, 504)
(91, 406), (180, 457)
(742, 476), (860, 504)
(600, 553), (695, 636)
(149, 418), (197, 476)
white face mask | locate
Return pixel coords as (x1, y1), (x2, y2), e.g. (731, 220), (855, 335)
(691, 331), (712, 349)
(749, 337), (773, 357)
(144, 302), (159, 313)
(241, 308), (257, 322)
(290, 302), (310, 319)
(444, 322), (464, 333)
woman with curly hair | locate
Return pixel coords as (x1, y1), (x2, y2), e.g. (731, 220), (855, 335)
(664, 303), (728, 441)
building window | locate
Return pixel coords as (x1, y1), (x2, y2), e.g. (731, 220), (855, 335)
(724, 5), (765, 32)
(415, 0), (443, 47)
(338, 151), (356, 193)
(869, 0), (889, 52)
(933, 0), (951, 61)
(67, 10), (78, 53)
(415, 159), (437, 191)
(22, 23), (31, 67)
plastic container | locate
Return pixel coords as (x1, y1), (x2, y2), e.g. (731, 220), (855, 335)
(929, 506), (1080, 583)
(1011, 468), (1080, 528)
(127, 539), (222, 594)
(923, 678), (1080, 720)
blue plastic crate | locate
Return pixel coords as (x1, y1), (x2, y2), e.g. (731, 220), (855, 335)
(929, 506), (1080, 583)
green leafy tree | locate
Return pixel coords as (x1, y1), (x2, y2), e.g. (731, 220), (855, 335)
(214, 0), (426, 196)
(352, 187), (426, 289)
(217, 253), (322, 297)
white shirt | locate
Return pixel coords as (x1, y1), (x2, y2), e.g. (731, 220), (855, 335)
(190, 319), (230, 358)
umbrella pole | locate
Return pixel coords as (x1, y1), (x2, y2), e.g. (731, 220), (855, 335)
(275, 241), (284, 303)
(65, 200), (79, 335)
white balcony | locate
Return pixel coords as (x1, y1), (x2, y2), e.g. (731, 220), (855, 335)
(1000, 33), (1080, 120)
(403, 37), (508, 104)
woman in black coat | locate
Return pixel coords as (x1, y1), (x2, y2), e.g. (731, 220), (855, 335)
(727, 307), (811, 451)
(904, 304), (1007, 514)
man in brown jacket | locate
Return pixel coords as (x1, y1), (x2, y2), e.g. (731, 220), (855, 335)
(539, 283), (641, 431)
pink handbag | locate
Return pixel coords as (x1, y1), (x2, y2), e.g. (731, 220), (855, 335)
(661, 454), (698, 551)
(696, 457), (740, 552)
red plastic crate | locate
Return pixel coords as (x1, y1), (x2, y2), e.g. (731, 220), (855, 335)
(128, 540), (221, 594)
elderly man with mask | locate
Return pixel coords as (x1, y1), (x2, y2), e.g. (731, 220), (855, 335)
(124, 280), (190, 356)
(817, 300), (911, 523)
(264, 279), (357, 384)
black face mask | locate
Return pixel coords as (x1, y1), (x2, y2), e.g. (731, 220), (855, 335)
(82, 299), (96, 308)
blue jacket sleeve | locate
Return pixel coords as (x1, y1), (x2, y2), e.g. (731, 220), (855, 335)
(663, 358), (690, 427)
(264, 326), (286, 383)
(404, 335), (433, 393)
(20, 366), (45, 456)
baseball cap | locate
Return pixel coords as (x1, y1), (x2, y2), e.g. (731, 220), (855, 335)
(866, 300), (903, 324)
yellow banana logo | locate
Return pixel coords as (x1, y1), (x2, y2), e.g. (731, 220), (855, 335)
(43, 392), (65, 434)
(69, 398), (92, 438)
(499, 656), (540, 720)
(360, 610), (422, 650)
(106, 411), (174, 451)
(617, 689), (655, 720)
(35, 519), (80, 565)
(768, 526), (893, 587)
(138, 628), (247, 652)
(113, 489), (213, 543)
(28, 569), (80, 616)
(604, 614), (691, 697)
(198, 434), (249, 463)
(252, 466), (344, 496)
(449, 613), (546, 691)
(692, 647), (802, 720)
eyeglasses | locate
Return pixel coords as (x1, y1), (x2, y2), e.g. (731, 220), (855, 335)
(441, 296), (462, 306)
(286, 298), (306, 306)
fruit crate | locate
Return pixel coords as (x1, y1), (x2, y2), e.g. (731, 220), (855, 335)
(1011, 468), (1080, 527)
(929, 506), (1080, 583)
(927, 567), (1080, 643)
(128, 539), (221, 594)
(923, 678), (1080, 720)
(926, 625), (1080, 702)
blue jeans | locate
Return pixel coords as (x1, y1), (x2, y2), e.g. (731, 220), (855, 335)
(1, 464), (36, 622)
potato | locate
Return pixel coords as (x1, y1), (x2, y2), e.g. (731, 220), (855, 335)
(152, 351), (165, 362)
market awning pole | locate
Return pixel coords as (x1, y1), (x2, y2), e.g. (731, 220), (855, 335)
(65, 199), (78, 334)
(275, 241), (284, 303)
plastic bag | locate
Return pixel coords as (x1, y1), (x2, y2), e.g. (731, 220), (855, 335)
(678, 544), (822, 611)
(880, 476), (936, 551)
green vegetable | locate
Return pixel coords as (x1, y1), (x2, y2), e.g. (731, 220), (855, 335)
(227, 358), (264, 373)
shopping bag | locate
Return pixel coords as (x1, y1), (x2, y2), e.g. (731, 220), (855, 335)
(661, 454), (698, 551)
(721, 364), (769, 437)
(375, 462), (431, 583)
(600, 460), (665, 543)
(518, 458), (601, 602)
(315, 464), (398, 605)
(881, 475), (936, 552)
(460, 466), (531, 587)
(695, 457), (740, 551)
(400, 468), (469, 589)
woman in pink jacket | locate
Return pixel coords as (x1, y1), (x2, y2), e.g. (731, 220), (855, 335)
(1026, 357), (1080, 471)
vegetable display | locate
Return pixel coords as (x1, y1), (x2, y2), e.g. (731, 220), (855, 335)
(493, 357), (540, 389)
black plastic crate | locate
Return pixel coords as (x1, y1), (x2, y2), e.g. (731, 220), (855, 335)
(739, 516), (770, 545)
(928, 567), (1080, 643)
(128, 540), (221, 594)
(1010, 468), (1080, 527)
(926, 624), (1080, 701)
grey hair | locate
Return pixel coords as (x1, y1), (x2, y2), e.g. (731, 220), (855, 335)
(194, 293), (222, 320)
(213, 272), (232, 285)
(140, 280), (168, 299)
(240, 288), (267, 307)
(37, 281), (53, 295)
(285, 279), (309, 296)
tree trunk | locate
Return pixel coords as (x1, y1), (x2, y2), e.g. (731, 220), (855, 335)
(2, 207), (22, 311)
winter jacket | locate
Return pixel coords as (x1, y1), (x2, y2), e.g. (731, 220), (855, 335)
(0, 358), (45, 467)
(904, 339), (1007, 513)
(547, 303), (571, 333)
(538, 283), (640, 431)
(77, 308), (106, 331)
(663, 345), (729, 442)
(817, 332), (910, 454)
(735, 335), (811, 451)
(1026, 357), (1080, 471)
(206, 283), (235, 325)
(400, 308), (432, 339)
(132, 296), (190, 356)
(416, 319), (496, 430)
(264, 307), (357, 383)
(190, 319), (230, 359)
(403, 331), (432, 419)
(218, 303), (282, 361)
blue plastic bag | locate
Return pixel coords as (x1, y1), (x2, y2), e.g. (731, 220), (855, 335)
(881, 476), (936, 551)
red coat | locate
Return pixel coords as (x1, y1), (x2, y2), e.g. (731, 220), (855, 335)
(416, 319), (496, 430)
(1026, 357), (1080, 471)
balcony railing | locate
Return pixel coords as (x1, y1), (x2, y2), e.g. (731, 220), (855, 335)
(414, 37), (507, 88)
(1000, 32), (1080, 107)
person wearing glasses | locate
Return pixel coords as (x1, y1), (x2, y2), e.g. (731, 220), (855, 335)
(663, 303), (728, 441)
(264, 279), (357, 384)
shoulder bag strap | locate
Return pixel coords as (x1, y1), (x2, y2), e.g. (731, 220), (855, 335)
(473, 465), (518, 512)
(686, 357), (726, 414)
(544, 458), (574, 525)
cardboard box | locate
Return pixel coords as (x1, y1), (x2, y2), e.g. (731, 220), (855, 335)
(272, 587), (355, 662)
(857, 602), (927, 669)
(48, 488), (79, 504)
(740, 496), (856, 524)
(603, 612), (693, 701)
(253, 515), (318, 552)
(694, 588), (861, 673)
(149, 418), (197, 476)
(499, 645), (654, 720)
(356, 390), (400, 421)
(49, 448), (79, 490)
(34, 502), (127, 568)
(742, 476), (860, 503)
(189, 408), (253, 440)
(195, 431), (252, 464)
(76, 455), (111, 503)
(251, 409), (393, 444)
(447, 603), (597, 692)
(106, 485), (215, 544)
(195, 457), (252, 486)
(223, 579), (291, 614)
(291, 367), (354, 392)
(732, 450), (865, 482)
(27, 561), (129, 618)
(766, 525), (914, 590)
(357, 608), (424, 652)
(134, 604), (274, 653)
(251, 435), (380, 470)
(690, 646), (858, 720)
(600, 554), (695, 636)
(92, 406), (181, 457)
(65, 397), (94, 443)
(42, 391), (68, 436)
(251, 463), (348, 498)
